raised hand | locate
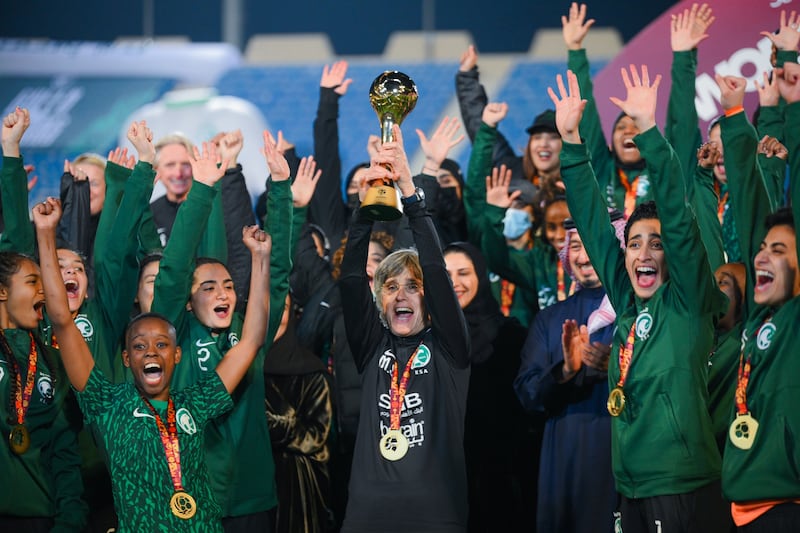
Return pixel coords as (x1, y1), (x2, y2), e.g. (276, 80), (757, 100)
(547, 70), (587, 143)
(373, 124), (413, 195)
(562, 2), (595, 51)
(213, 129), (244, 169)
(107, 147), (136, 169)
(366, 134), (381, 160)
(2, 106), (30, 158)
(64, 159), (88, 182)
(608, 65), (661, 132)
(459, 45), (478, 72)
(484, 165), (520, 208)
(696, 142), (721, 169)
(758, 135), (789, 160)
(755, 71), (780, 107)
(713, 74), (747, 110)
(321, 61), (353, 96)
(776, 62), (800, 103)
(31, 196), (62, 232)
(291, 156), (322, 208)
(671, 3), (715, 52)
(560, 319), (585, 382)
(242, 224), (272, 258)
(416, 116), (465, 171)
(482, 102), (509, 128)
(127, 120), (155, 164)
(24, 164), (38, 191)
(261, 130), (291, 181)
(760, 10), (800, 52)
(189, 141), (228, 187)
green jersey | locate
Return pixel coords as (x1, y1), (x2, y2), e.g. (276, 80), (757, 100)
(76, 368), (233, 532)
(561, 127), (725, 498)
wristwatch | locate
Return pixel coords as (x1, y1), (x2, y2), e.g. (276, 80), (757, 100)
(401, 187), (425, 206)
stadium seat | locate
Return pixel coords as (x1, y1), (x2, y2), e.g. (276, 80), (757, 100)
(383, 31), (474, 61)
(528, 27), (622, 60)
(244, 33), (335, 64)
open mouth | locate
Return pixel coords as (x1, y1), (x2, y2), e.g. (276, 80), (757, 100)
(755, 269), (774, 293)
(635, 266), (657, 288)
(213, 304), (230, 319)
(34, 300), (45, 321)
(394, 306), (414, 323)
(64, 279), (80, 298)
(143, 362), (163, 384)
(623, 139), (637, 149)
(537, 150), (552, 159)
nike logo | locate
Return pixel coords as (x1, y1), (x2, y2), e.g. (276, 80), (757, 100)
(133, 408), (155, 420)
(196, 339), (216, 348)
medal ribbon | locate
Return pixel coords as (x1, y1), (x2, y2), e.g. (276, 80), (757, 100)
(2, 331), (38, 425)
(500, 279), (516, 317)
(618, 169), (639, 218)
(389, 345), (422, 430)
(140, 395), (186, 493)
(734, 319), (768, 415)
(615, 322), (636, 388)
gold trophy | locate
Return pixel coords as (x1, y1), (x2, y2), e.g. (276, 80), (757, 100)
(361, 71), (419, 221)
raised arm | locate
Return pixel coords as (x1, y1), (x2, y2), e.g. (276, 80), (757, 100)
(755, 72), (789, 207)
(718, 74), (777, 313)
(93, 121), (158, 355)
(691, 142), (726, 273)
(562, 3), (613, 181)
(216, 225), (271, 393)
(260, 130), (294, 352)
(611, 64), (722, 313)
(151, 142), (227, 329)
(0, 107), (35, 254)
(463, 103), (508, 242)
(455, 45), (519, 170)
(310, 61), (352, 244)
(34, 198), (94, 391)
(549, 70), (630, 310)
(392, 125), (470, 366)
(666, 3), (714, 182)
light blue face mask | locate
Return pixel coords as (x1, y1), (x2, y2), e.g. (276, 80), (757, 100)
(502, 208), (532, 239)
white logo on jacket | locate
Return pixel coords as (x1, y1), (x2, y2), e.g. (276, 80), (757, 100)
(756, 322), (776, 351)
(74, 315), (94, 340)
(176, 408), (197, 435)
(635, 311), (653, 340)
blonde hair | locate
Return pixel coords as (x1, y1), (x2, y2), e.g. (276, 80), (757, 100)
(154, 133), (195, 167)
(72, 152), (107, 170)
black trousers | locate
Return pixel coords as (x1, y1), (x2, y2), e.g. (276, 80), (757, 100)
(616, 480), (732, 533)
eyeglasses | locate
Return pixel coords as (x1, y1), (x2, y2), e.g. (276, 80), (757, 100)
(382, 280), (421, 296)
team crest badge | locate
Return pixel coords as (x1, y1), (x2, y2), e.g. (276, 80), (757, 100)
(74, 315), (94, 340)
(756, 322), (775, 351)
(411, 344), (431, 369)
(38, 375), (54, 403)
(176, 408), (197, 435)
(635, 311), (653, 340)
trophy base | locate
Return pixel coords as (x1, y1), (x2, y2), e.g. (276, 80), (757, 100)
(360, 184), (402, 221)
(359, 203), (403, 221)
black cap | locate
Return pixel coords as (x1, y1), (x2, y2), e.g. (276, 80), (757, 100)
(526, 109), (558, 136)
(509, 179), (537, 206)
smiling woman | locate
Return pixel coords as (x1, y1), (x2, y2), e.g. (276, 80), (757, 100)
(338, 125), (471, 532)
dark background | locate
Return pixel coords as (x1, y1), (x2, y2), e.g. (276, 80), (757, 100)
(2, 0), (677, 53)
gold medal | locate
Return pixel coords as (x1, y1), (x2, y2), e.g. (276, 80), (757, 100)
(729, 412), (759, 450)
(379, 428), (409, 461)
(9, 424), (30, 455)
(607, 387), (626, 417)
(170, 490), (197, 519)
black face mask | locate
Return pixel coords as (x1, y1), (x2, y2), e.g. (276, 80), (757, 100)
(435, 187), (464, 225)
(346, 193), (360, 214)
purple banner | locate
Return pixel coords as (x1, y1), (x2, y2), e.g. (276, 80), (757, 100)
(594, 0), (787, 138)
